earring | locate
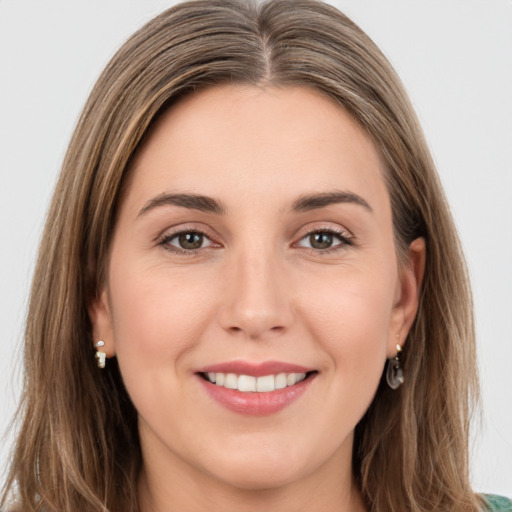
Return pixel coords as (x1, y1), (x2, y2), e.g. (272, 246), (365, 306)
(386, 343), (404, 390)
(95, 340), (107, 369)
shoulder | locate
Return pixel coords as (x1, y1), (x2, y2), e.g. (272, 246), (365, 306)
(483, 494), (512, 512)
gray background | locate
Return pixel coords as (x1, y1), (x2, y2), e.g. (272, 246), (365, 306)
(1, 0), (511, 496)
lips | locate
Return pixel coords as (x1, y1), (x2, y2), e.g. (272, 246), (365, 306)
(197, 360), (313, 376)
(195, 361), (317, 416)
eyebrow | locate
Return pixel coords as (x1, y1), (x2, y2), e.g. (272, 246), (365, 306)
(291, 191), (372, 213)
(137, 193), (226, 217)
(137, 189), (372, 218)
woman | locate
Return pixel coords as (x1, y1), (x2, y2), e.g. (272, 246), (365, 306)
(1, 1), (510, 511)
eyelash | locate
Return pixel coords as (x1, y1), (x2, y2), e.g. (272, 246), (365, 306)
(157, 228), (218, 256)
(295, 227), (354, 255)
(157, 227), (354, 256)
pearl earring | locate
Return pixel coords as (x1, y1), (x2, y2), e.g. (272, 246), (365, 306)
(386, 343), (404, 390)
(95, 340), (107, 369)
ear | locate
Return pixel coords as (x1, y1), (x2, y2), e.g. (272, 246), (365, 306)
(387, 237), (426, 358)
(89, 288), (116, 357)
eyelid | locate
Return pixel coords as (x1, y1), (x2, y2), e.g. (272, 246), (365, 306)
(154, 222), (354, 255)
(156, 223), (222, 253)
(295, 222), (353, 240)
(293, 224), (354, 252)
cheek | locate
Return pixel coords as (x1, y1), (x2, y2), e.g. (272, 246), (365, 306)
(276, 264), (398, 462)
(297, 264), (396, 377)
(107, 263), (218, 391)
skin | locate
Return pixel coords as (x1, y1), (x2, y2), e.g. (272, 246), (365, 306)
(91, 85), (425, 512)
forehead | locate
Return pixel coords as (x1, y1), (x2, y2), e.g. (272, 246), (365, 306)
(125, 85), (389, 216)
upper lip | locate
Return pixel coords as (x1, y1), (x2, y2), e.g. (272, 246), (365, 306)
(196, 360), (315, 377)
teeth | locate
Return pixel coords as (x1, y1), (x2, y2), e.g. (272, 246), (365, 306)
(224, 373), (238, 389)
(256, 374), (275, 392)
(216, 373), (225, 386)
(206, 372), (308, 393)
(275, 373), (287, 389)
(238, 375), (256, 392)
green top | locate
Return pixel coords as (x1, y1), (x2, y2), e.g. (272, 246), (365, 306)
(485, 494), (512, 511)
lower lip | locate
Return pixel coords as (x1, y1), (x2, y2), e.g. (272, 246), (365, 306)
(198, 374), (316, 416)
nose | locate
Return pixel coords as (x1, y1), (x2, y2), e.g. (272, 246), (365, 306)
(218, 248), (294, 340)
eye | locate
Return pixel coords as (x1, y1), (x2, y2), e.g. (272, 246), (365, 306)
(296, 229), (352, 251)
(159, 230), (217, 253)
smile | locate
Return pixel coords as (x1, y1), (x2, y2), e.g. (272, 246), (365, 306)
(196, 362), (318, 416)
(202, 372), (308, 392)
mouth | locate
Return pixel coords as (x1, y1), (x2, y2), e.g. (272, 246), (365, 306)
(198, 370), (316, 393)
(195, 361), (318, 415)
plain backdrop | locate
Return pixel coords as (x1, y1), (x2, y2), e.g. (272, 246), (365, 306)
(1, 0), (511, 497)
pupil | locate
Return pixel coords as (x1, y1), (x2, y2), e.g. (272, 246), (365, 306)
(310, 232), (333, 249)
(179, 232), (203, 249)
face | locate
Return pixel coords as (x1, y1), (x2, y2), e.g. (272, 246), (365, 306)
(91, 85), (423, 499)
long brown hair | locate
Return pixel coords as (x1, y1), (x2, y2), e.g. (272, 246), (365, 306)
(2, 1), (482, 510)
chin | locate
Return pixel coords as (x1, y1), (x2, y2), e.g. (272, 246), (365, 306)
(214, 464), (300, 492)
(202, 443), (313, 491)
